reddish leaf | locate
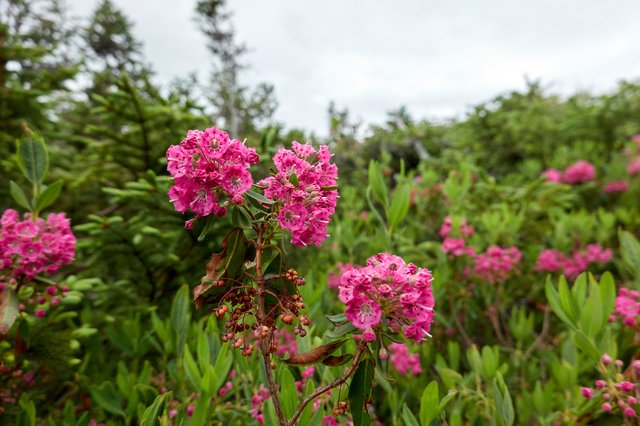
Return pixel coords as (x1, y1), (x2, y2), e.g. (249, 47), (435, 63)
(283, 340), (346, 365)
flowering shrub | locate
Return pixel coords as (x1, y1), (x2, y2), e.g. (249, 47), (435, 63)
(337, 253), (435, 343)
(536, 244), (611, 279)
(0, 209), (75, 279)
(472, 245), (522, 284)
(611, 288), (640, 327)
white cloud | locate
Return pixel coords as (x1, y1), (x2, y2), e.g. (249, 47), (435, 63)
(67, 0), (640, 134)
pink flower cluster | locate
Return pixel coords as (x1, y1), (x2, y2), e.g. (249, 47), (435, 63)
(611, 288), (640, 327)
(259, 142), (338, 247)
(1, 209), (75, 279)
(328, 262), (355, 289)
(542, 160), (596, 184)
(580, 355), (640, 418)
(251, 385), (271, 424)
(439, 216), (474, 239)
(274, 328), (298, 357)
(535, 244), (611, 279)
(628, 157), (640, 176)
(603, 180), (629, 193)
(472, 246), (522, 284)
(388, 342), (422, 376)
(338, 253), (435, 343)
(167, 127), (259, 226)
(441, 238), (475, 257)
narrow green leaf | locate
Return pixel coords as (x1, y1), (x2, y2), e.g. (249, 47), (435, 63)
(140, 392), (171, 426)
(368, 161), (388, 207)
(246, 189), (275, 204)
(402, 403), (420, 426)
(171, 285), (190, 356)
(388, 184), (411, 228)
(420, 381), (439, 426)
(492, 372), (514, 426)
(35, 179), (63, 212)
(183, 345), (202, 388)
(280, 368), (298, 419)
(9, 181), (31, 211)
(599, 272), (616, 326)
(573, 330), (601, 360)
(545, 278), (575, 329)
(349, 360), (374, 426)
(89, 382), (125, 417)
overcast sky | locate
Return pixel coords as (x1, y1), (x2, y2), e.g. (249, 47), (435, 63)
(67, 0), (640, 135)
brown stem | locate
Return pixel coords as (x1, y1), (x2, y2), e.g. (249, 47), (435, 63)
(523, 308), (550, 359)
(286, 342), (366, 426)
(255, 225), (287, 425)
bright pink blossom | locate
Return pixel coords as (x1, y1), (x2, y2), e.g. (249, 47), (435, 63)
(542, 168), (564, 183)
(604, 180), (629, 193)
(581, 387), (593, 399)
(611, 288), (640, 327)
(563, 160), (596, 184)
(535, 249), (564, 272)
(259, 142), (338, 247)
(628, 157), (640, 176)
(1, 210), (76, 279)
(439, 216), (474, 239)
(473, 246), (521, 283)
(338, 253), (435, 343)
(388, 343), (422, 376)
(166, 127), (258, 225)
(441, 238), (475, 257)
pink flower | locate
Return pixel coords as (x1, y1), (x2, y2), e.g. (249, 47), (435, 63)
(581, 387), (593, 399)
(628, 157), (640, 176)
(542, 168), (564, 183)
(624, 407), (637, 417)
(473, 246), (521, 283)
(602, 403), (612, 412)
(596, 380), (607, 388)
(388, 343), (422, 376)
(166, 127), (258, 224)
(338, 253), (435, 343)
(322, 416), (339, 426)
(604, 180), (629, 193)
(535, 249), (564, 272)
(618, 381), (635, 392)
(1, 210), (76, 280)
(602, 354), (613, 365)
(441, 238), (475, 257)
(260, 142), (338, 247)
(563, 160), (596, 184)
(439, 216), (474, 238)
(612, 288), (640, 327)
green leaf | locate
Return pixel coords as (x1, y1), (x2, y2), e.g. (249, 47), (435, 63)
(545, 278), (575, 329)
(140, 392), (171, 426)
(619, 230), (640, 281)
(183, 345), (202, 388)
(197, 332), (211, 373)
(599, 272), (616, 325)
(89, 382), (126, 417)
(171, 285), (190, 356)
(558, 277), (577, 323)
(436, 390), (457, 413)
(368, 161), (388, 207)
(420, 381), (439, 426)
(0, 288), (19, 335)
(349, 360), (374, 426)
(325, 313), (347, 325)
(326, 322), (357, 338)
(388, 184), (411, 228)
(492, 372), (514, 426)
(298, 380), (316, 426)
(280, 368), (298, 419)
(402, 403), (421, 426)
(573, 330), (601, 360)
(246, 189), (275, 205)
(35, 179), (63, 212)
(17, 134), (49, 183)
(10, 181), (31, 211)
(17, 394), (36, 426)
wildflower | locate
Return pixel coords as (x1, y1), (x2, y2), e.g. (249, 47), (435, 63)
(441, 238), (475, 257)
(542, 168), (564, 183)
(612, 288), (640, 327)
(0, 210), (76, 280)
(338, 253), (435, 343)
(259, 142), (338, 247)
(581, 387), (593, 399)
(563, 160), (596, 184)
(473, 246), (521, 283)
(388, 343), (422, 376)
(166, 127), (258, 224)
(628, 157), (640, 176)
(603, 180), (629, 193)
